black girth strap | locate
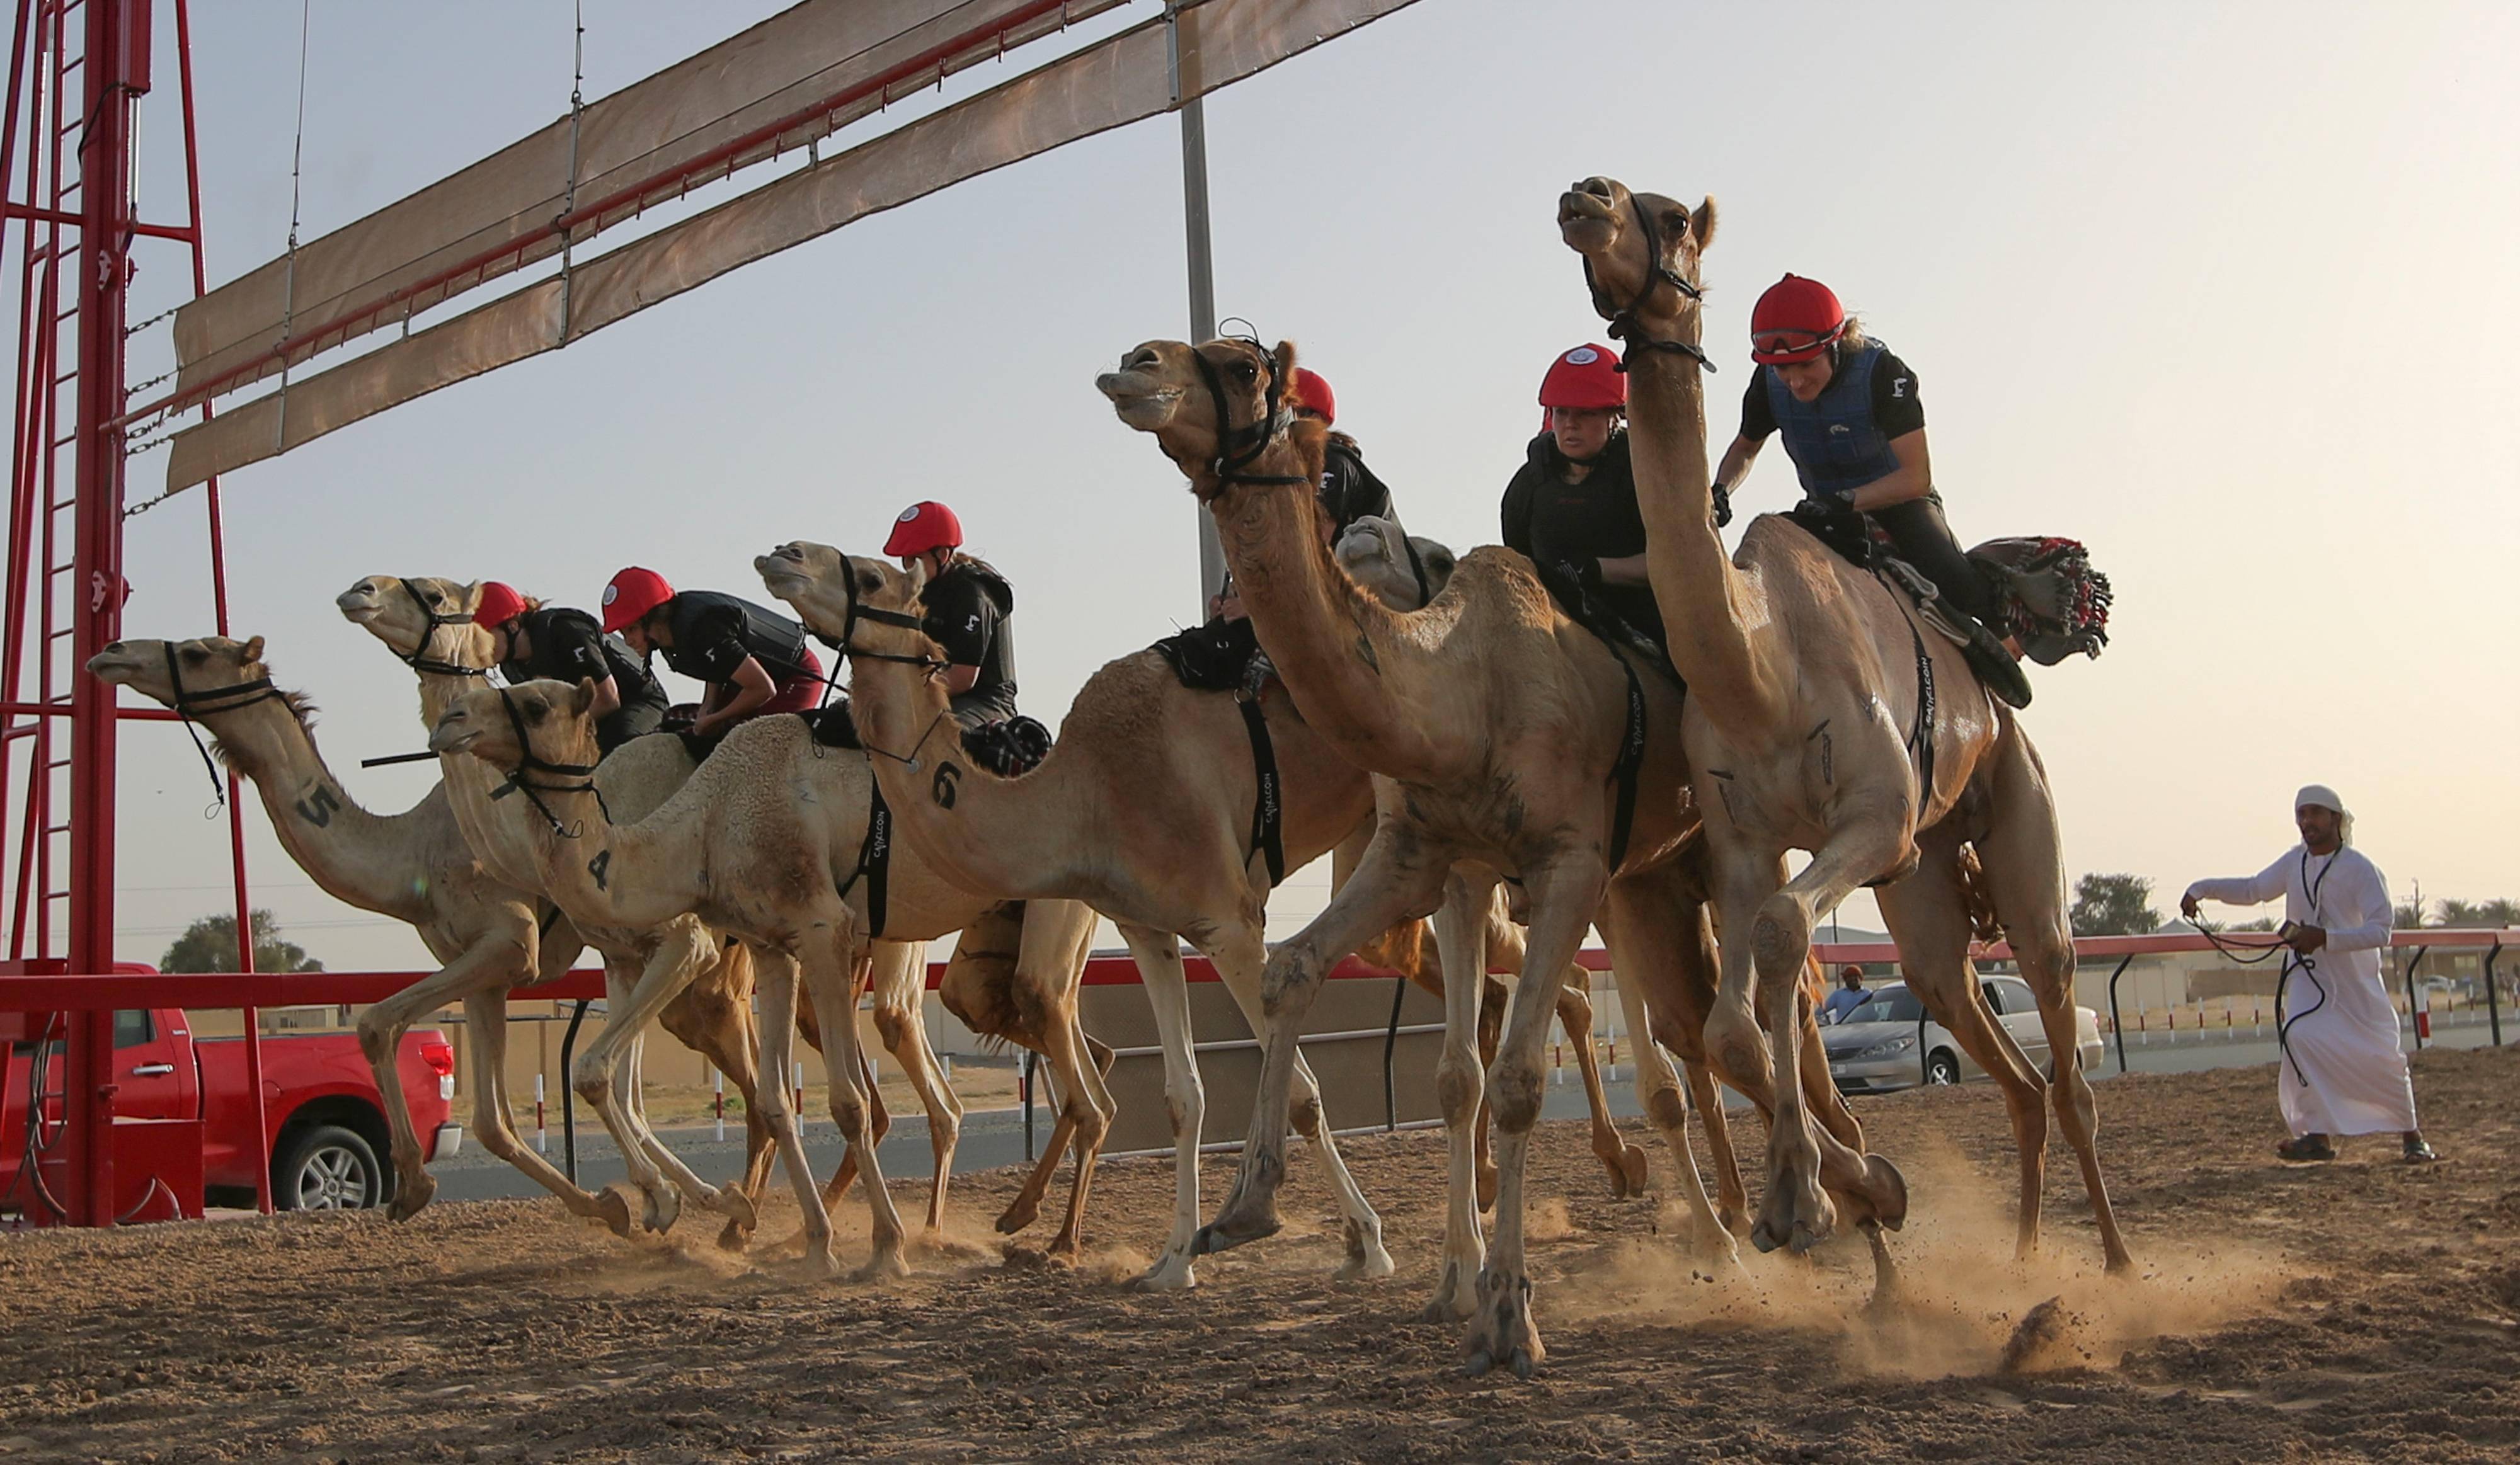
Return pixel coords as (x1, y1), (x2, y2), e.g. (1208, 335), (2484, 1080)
(1606, 651), (1649, 871)
(1904, 618), (1938, 806)
(1237, 695), (1285, 886)
(836, 777), (892, 938)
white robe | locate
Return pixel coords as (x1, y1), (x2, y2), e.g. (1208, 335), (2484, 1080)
(2185, 845), (2417, 1137)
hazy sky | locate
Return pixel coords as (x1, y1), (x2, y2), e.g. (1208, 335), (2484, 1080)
(64, 0), (2517, 970)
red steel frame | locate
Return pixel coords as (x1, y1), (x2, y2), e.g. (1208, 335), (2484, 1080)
(1, 0), (265, 1225)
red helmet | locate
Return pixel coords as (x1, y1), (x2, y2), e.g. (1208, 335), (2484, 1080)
(1749, 273), (1847, 364)
(1538, 343), (1626, 412)
(599, 566), (674, 634)
(1289, 367), (1336, 425)
(472, 581), (529, 629)
(884, 500), (964, 558)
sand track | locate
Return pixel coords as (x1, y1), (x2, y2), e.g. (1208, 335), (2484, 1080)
(3, 1047), (2514, 1463)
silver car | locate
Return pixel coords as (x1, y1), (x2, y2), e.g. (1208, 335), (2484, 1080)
(1821, 978), (2105, 1094)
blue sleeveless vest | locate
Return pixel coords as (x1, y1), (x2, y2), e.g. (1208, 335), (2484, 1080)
(1764, 340), (1901, 503)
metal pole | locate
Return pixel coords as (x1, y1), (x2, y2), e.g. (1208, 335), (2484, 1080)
(2403, 945), (2429, 1050)
(1381, 974), (1405, 1131)
(1021, 1049), (1036, 1162)
(559, 998), (588, 1182)
(2105, 954), (2134, 1075)
(1167, 3), (1226, 614)
(64, 0), (144, 1228)
(2483, 942), (2501, 1048)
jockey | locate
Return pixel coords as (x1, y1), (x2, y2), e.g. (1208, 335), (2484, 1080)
(1499, 341), (1665, 647)
(885, 501), (1019, 729)
(599, 567), (825, 741)
(1711, 275), (2029, 705)
(472, 581), (668, 754)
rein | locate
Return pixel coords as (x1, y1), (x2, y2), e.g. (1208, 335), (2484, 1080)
(484, 685), (609, 838)
(161, 641), (280, 813)
(1583, 193), (1715, 374)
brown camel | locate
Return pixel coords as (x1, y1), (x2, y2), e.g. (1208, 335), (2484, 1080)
(1097, 338), (1906, 1376)
(1557, 175), (2128, 1271)
(759, 533), (1646, 1288)
(428, 674), (1104, 1279)
(339, 576), (970, 1240)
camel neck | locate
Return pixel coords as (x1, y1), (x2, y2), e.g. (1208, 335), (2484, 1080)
(845, 647), (1085, 900)
(1622, 338), (1786, 736)
(211, 702), (429, 921)
(504, 733), (693, 934)
(1200, 430), (1440, 780)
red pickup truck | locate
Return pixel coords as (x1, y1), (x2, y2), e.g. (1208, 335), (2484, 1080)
(1, 1006), (458, 1223)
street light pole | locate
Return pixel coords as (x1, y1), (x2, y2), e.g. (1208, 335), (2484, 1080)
(1169, 3), (1225, 616)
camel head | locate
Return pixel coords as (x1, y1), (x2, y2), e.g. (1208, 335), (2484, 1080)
(1557, 176), (1717, 341)
(1332, 516), (1458, 611)
(754, 540), (936, 665)
(86, 634), (271, 709)
(1096, 337), (1326, 494)
(336, 574), (492, 670)
(427, 678), (600, 771)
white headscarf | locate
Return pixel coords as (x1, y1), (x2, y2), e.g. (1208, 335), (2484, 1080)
(2295, 784), (2354, 846)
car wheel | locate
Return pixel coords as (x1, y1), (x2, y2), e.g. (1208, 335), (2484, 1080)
(1925, 1051), (1962, 1086)
(275, 1124), (382, 1211)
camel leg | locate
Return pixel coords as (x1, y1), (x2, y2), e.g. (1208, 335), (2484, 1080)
(1470, 974), (1504, 1212)
(357, 928), (530, 1221)
(1210, 916), (1396, 1281)
(655, 942), (771, 1248)
(452, 986), (607, 1219)
(1969, 727), (2133, 1272)
(1120, 923), (1206, 1289)
(1194, 826), (1436, 1265)
(802, 926), (908, 1280)
(1552, 975), (1651, 1199)
(864, 940), (963, 1234)
(752, 948), (839, 1278)
(620, 1022), (759, 1235)
(1599, 872), (1738, 1268)
(1422, 867), (1498, 1320)
(1024, 902), (1112, 1261)
(571, 925), (714, 1238)
(812, 972), (896, 1212)
(1682, 1057), (1748, 1235)
(1467, 852), (1605, 1380)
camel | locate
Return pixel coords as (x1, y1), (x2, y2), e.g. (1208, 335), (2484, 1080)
(757, 525), (1650, 1289)
(1096, 336), (1906, 1376)
(1556, 175), (2128, 1271)
(427, 668), (1107, 1279)
(79, 633), (740, 1228)
(338, 577), (980, 1242)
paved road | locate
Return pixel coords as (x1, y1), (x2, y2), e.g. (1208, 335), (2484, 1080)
(424, 1017), (2504, 1202)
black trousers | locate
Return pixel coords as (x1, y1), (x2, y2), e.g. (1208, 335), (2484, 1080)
(1869, 493), (1993, 620)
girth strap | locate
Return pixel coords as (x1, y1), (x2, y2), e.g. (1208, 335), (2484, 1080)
(1606, 652), (1649, 872)
(1904, 618), (1938, 806)
(1237, 695), (1285, 886)
(837, 777), (892, 939)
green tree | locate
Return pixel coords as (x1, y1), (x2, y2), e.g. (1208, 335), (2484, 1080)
(158, 909), (324, 974)
(2393, 896), (2430, 930)
(2070, 873), (2160, 937)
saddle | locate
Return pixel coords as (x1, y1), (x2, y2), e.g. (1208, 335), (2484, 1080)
(1784, 502), (2112, 667)
(961, 715), (1052, 777)
(1152, 616), (1275, 701)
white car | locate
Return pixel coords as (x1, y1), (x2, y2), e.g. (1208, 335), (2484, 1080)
(1819, 978), (2105, 1094)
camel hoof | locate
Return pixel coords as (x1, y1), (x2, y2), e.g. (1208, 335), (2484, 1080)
(852, 1249), (912, 1284)
(641, 1185), (682, 1236)
(1465, 1266), (1545, 1382)
(1475, 1167), (1500, 1214)
(803, 1246), (843, 1282)
(1131, 1258), (1196, 1291)
(1463, 1350), (1494, 1379)
(1613, 1144), (1650, 1199)
(1334, 1241), (1397, 1282)
(1191, 1199), (1282, 1257)
(712, 1186), (759, 1232)
(714, 1216), (752, 1253)
(1865, 1153), (1909, 1231)
(994, 1195), (1042, 1236)
(1717, 1206), (1750, 1238)
(1419, 1267), (1475, 1323)
(595, 1183), (639, 1240)
(386, 1171), (435, 1223)
(1789, 1220), (1830, 1255)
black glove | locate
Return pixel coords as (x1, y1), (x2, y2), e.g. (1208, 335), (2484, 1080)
(1554, 556), (1605, 593)
(1710, 481), (1734, 529)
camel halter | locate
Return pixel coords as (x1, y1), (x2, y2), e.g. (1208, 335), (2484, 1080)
(161, 642), (279, 814)
(395, 581), (490, 680)
(1188, 341), (1310, 499)
(1581, 193), (1715, 375)
(484, 685), (609, 839)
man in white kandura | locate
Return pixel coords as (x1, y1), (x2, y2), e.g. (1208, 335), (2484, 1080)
(2182, 785), (2437, 1165)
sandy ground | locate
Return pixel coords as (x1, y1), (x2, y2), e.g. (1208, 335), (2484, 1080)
(1, 1046), (2513, 1464)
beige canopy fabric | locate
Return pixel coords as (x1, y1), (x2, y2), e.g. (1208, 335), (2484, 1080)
(164, 0), (1417, 495)
(168, 0), (1118, 406)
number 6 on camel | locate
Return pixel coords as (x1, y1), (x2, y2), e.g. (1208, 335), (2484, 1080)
(1556, 175), (2129, 1270)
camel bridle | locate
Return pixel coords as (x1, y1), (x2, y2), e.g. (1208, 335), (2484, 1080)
(799, 556), (957, 770)
(1186, 341), (1309, 501)
(483, 685), (609, 839)
(1581, 192), (1715, 375)
(392, 580), (489, 680)
(159, 641), (280, 811)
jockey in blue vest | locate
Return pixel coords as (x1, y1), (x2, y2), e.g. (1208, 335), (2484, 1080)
(1710, 274), (2030, 705)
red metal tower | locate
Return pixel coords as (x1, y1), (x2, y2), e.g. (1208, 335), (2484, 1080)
(3, 0), (252, 1224)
